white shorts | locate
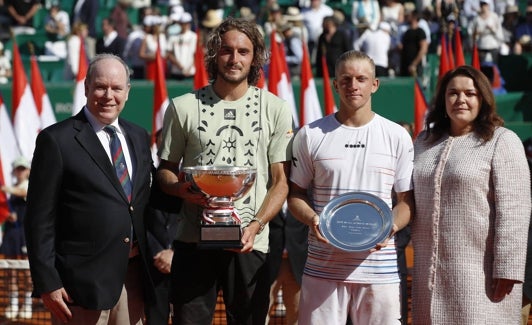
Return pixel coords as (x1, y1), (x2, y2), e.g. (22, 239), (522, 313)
(299, 275), (402, 325)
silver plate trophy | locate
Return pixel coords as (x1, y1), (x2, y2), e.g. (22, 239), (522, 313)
(182, 166), (257, 249)
(319, 192), (393, 252)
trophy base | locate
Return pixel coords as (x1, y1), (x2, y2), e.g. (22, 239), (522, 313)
(199, 224), (243, 249)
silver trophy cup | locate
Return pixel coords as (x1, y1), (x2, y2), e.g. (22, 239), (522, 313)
(182, 166), (257, 249)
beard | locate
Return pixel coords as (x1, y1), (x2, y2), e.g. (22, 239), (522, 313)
(218, 64), (249, 84)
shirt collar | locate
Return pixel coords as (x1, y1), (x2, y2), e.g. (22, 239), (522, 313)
(83, 106), (121, 134)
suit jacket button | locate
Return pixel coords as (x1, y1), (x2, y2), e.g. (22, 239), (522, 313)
(129, 206), (134, 212)
(124, 237), (130, 244)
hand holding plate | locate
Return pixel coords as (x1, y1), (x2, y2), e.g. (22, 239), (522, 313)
(372, 223), (399, 252)
(319, 192), (393, 252)
(310, 214), (329, 244)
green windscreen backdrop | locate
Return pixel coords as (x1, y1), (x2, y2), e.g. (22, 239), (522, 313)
(0, 76), (530, 140)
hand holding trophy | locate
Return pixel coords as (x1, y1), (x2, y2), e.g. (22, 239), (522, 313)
(182, 166), (256, 249)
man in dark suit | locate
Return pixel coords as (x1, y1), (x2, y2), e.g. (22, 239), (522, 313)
(144, 146), (181, 324)
(25, 53), (154, 324)
(96, 17), (126, 59)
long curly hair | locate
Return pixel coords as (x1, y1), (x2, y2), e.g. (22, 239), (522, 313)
(424, 65), (503, 143)
(205, 17), (270, 86)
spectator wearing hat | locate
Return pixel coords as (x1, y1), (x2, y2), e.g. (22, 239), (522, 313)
(166, 10), (183, 37)
(334, 8), (357, 49)
(280, 22), (304, 78)
(354, 21), (392, 76)
(437, 13), (458, 53)
(199, 9), (223, 45)
(199, 0), (224, 30)
(0, 41), (11, 84)
(240, 6), (265, 36)
(235, 0), (260, 19)
(1, 156), (32, 319)
(258, 0), (281, 27)
(167, 12), (197, 80)
(139, 14), (168, 81)
(470, 0), (504, 65)
(264, 3), (286, 39)
(201, 8), (223, 30)
(284, 6), (309, 42)
(501, 4), (521, 54)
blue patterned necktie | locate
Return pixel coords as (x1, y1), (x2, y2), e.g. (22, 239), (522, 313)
(104, 126), (132, 201)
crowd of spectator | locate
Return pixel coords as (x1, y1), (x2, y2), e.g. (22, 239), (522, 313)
(0, 0), (531, 84)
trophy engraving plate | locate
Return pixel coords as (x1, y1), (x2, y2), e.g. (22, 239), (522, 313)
(319, 192), (393, 252)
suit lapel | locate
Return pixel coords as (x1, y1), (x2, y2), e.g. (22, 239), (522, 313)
(73, 112), (130, 203)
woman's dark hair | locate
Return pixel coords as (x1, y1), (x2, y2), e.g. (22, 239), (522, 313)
(424, 65), (503, 143)
(205, 17), (270, 86)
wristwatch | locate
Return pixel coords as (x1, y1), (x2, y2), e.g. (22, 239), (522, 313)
(250, 217), (266, 234)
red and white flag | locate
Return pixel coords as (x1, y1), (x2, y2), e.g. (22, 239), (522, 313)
(299, 41), (322, 126)
(72, 36), (88, 115)
(0, 153), (9, 223)
(414, 79), (428, 138)
(30, 55), (56, 129)
(0, 92), (20, 223)
(151, 45), (169, 166)
(447, 35), (455, 69)
(194, 29), (209, 90)
(0, 92), (22, 192)
(438, 34), (451, 81)
(257, 68), (267, 90)
(454, 28), (466, 67)
(12, 41), (40, 160)
(268, 31), (298, 127)
(471, 42), (481, 70)
(321, 56), (337, 116)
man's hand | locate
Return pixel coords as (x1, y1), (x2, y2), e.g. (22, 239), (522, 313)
(238, 225), (258, 253)
(372, 223), (399, 252)
(153, 249), (174, 274)
(41, 288), (73, 323)
(492, 278), (516, 302)
(310, 215), (329, 244)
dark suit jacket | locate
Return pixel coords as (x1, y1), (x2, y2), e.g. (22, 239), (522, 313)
(145, 181), (181, 260)
(25, 111), (154, 310)
(144, 181), (181, 324)
(96, 35), (126, 58)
